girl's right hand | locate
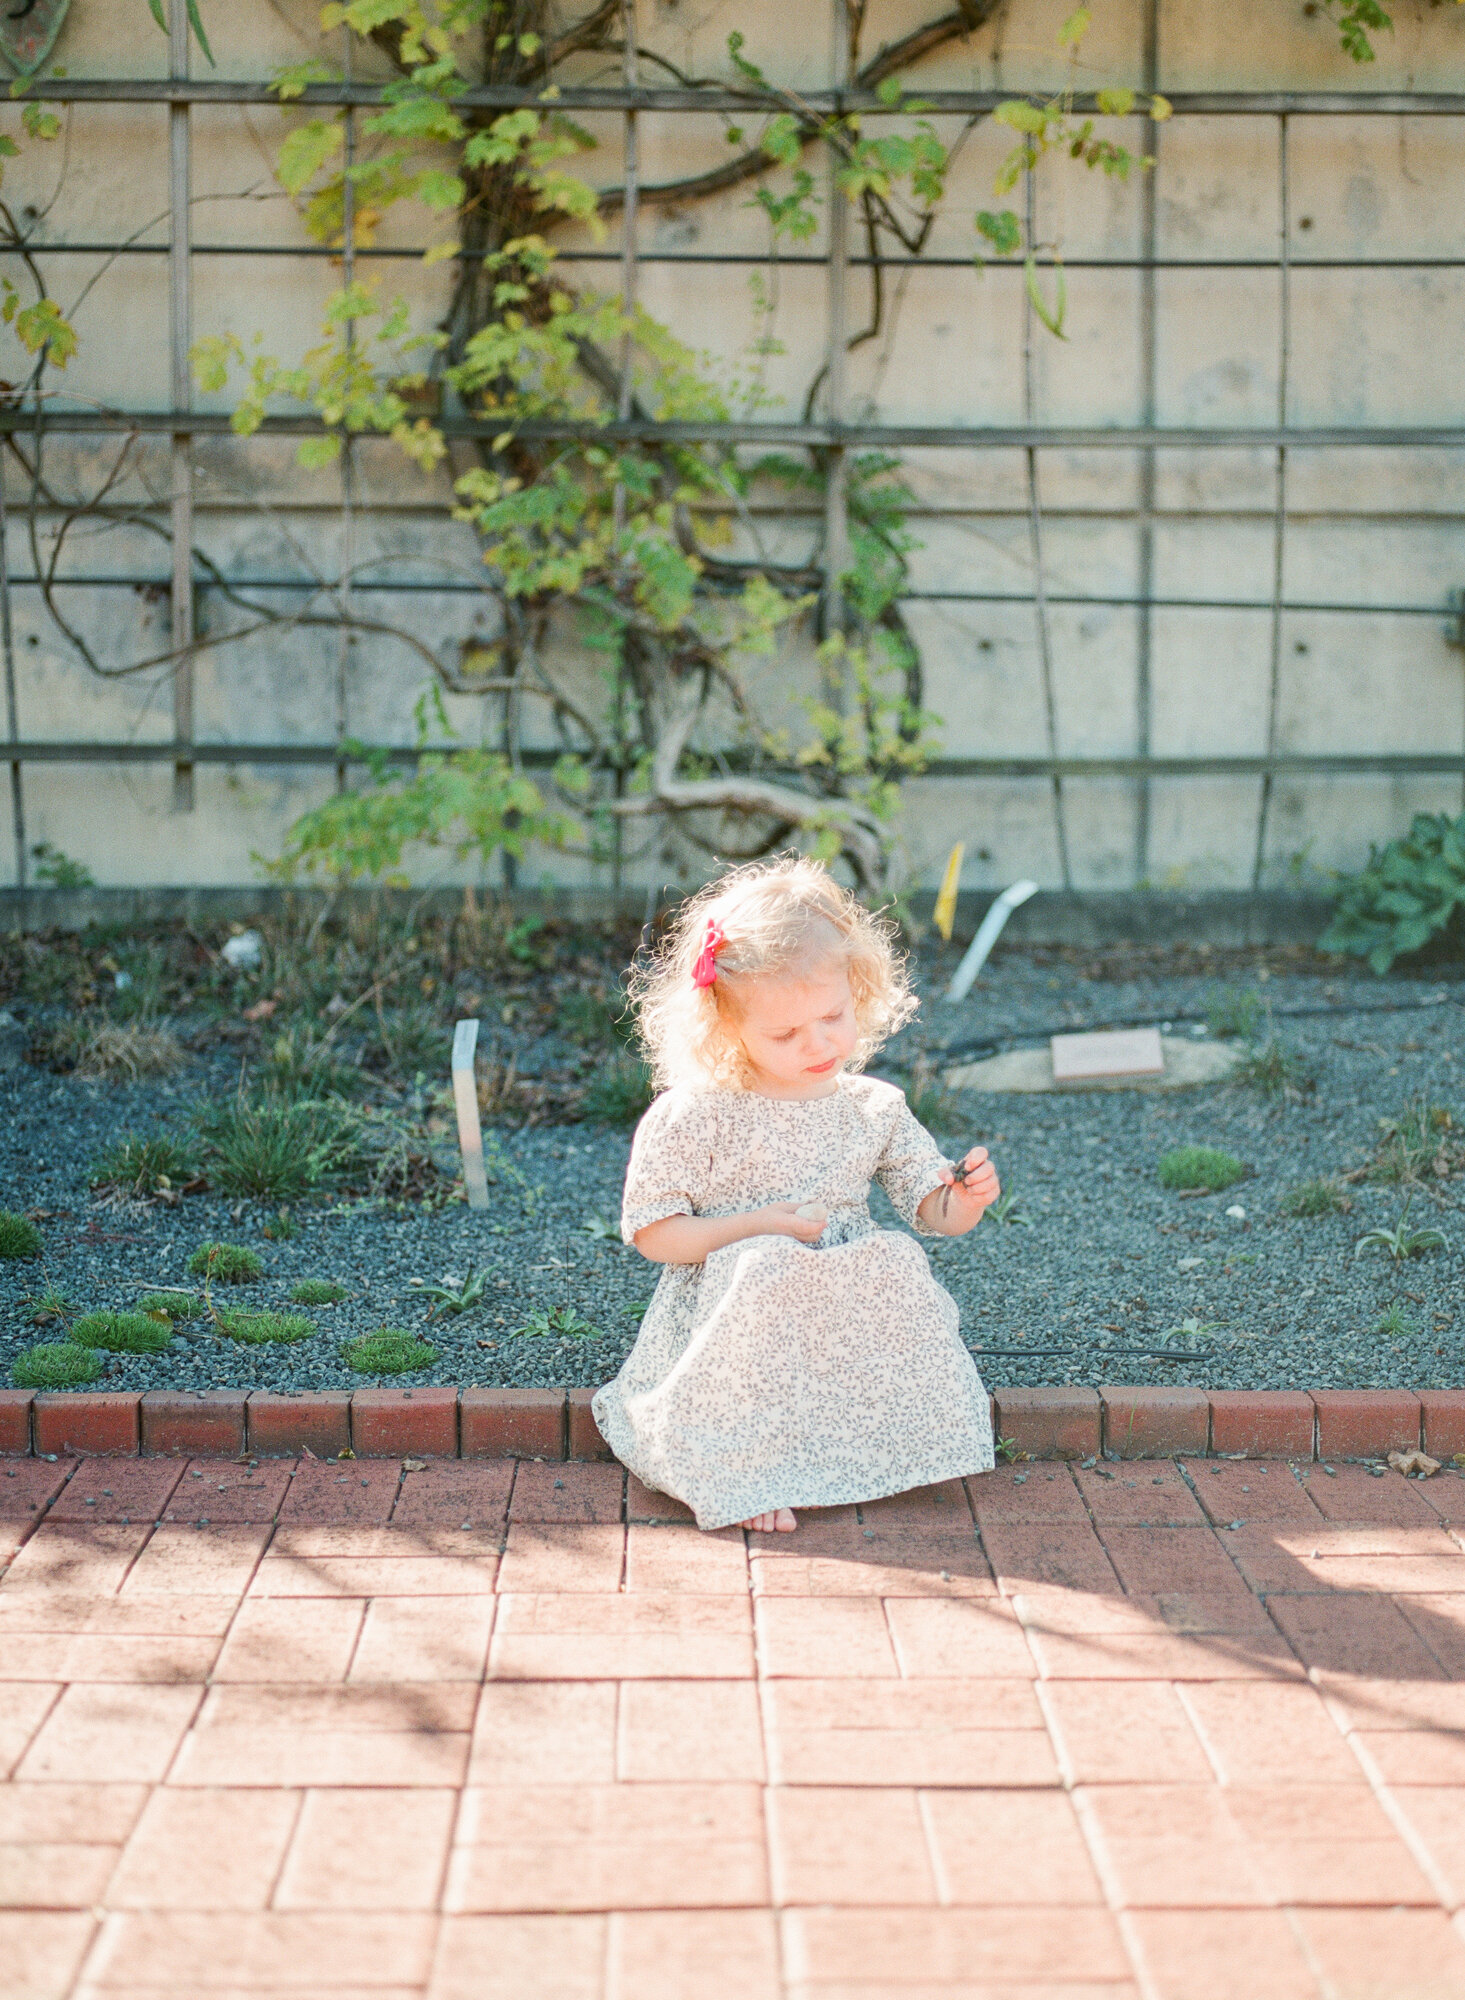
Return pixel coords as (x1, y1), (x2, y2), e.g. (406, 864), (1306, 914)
(759, 1201), (828, 1244)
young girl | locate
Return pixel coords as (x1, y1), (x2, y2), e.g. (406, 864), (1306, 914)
(591, 857), (1000, 1534)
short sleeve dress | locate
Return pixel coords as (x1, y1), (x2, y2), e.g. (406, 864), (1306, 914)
(590, 1072), (994, 1530)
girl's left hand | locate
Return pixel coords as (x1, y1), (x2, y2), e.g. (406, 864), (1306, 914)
(938, 1146), (999, 1228)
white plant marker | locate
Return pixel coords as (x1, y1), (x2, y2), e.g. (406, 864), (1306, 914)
(944, 880), (1039, 1004)
(452, 1018), (489, 1211)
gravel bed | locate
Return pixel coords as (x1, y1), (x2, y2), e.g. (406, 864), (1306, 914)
(1, 945), (1462, 1396)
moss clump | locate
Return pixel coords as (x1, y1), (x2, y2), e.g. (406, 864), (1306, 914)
(290, 1278), (348, 1306)
(217, 1309), (315, 1346)
(1158, 1146), (1247, 1194)
(187, 1241), (263, 1284)
(13, 1342), (103, 1389)
(342, 1329), (438, 1375)
(0, 1211), (42, 1259)
(68, 1310), (174, 1355)
(136, 1290), (203, 1321)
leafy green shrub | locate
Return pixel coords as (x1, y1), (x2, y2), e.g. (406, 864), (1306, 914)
(290, 1278), (348, 1305)
(342, 1329), (438, 1374)
(88, 1133), (196, 1196)
(1321, 809), (1465, 973)
(217, 1309), (315, 1346)
(193, 1097), (366, 1202)
(580, 1054), (655, 1126)
(1279, 1178), (1348, 1218)
(69, 1310), (174, 1355)
(1158, 1146), (1247, 1193)
(0, 1211), (42, 1259)
(13, 1342), (102, 1389)
(187, 1241), (263, 1284)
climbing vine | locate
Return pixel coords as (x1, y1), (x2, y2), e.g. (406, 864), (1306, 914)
(0, 0), (1447, 890)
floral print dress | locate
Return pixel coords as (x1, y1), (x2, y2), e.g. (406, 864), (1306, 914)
(591, 1072), (994, 1530)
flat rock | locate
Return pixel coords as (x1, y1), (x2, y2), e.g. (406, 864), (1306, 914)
(947, 1035), (1242, 1095)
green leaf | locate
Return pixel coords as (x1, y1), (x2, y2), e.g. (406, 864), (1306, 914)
(277, 119), (342, 196)
(1058, 7), (1091, 46)
(994, 99), (1052, 137)
(1024, 253), (1068, 338)
(975, 208), (1021, 256)
(1095, 88), (1135, 117)
(297, 434), (343, 469)
(1149, 92), (1173, 121)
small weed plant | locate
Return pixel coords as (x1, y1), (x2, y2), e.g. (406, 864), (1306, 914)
(217, 1309), (315, 1346)
(88, 1133), (196, 1197)
(988, 1189), (1033, 1227)
(13, 1342), (102, 1389)
(1234, 1038), (1314, 1100)
(1355, 1204), (1447, 1263)
(1206, 985), (1263, 1041)
(1370, 1098), (1460, 1184)
(290, 1278), (348, 1305)
(1158, 1146), (1246, 1194)
(1321, 808), (1465, 972)
(187, 1241), (263, 1284)
(262, 1208), (300, 1242)
(68, 1310), (174, 1355)
(514, 1305), (601, 1340)
(994, 1435), (1029, 1464)
(580, 1055), (655, 1127)
(1280, 1177), (1349, 1219)
(0, 1212), (42, 1259)
(23, 1284), (77, 1326)
(137, 1291), (203, 1321)
(412, 1267), (490, 1316)
(343, 1329), (439, 1374)
(1375, 1302), (1420, 1337)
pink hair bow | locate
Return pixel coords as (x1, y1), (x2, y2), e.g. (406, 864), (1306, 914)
(691, 920), (727, 989)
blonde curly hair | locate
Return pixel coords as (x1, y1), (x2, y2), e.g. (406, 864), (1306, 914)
(629, 856), (916, 1091)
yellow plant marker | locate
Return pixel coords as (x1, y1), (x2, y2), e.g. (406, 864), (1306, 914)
(933, 843), (964, 941)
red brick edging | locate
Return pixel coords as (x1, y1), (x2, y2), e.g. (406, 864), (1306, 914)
(1, 1383), (1462, 1462)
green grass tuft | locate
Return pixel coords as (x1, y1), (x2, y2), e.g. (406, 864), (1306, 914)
(13, 1342), (102, 1389)
(87, 1133), (195, 1196)
(342, 1329), (439, 1375)
(1279, 1177), (1348, 1219)
(187, 1241), (263, 1284)
(580, 1054), (655, 1126)
(136, 1290), (204, 1321)
(289, 1278), (348, 1306)
(0, 1211), (42, 1259)
(193, 1097), (366, 1202)
(217, 1309), (315, 1346)
(1205, 985), (1263, 1041)
(1158, 1145), (1247, 1193)
(1233, 1038), (1315, 1100)
(68, 1310), (174, 1355)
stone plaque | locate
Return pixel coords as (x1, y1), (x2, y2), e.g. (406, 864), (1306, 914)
(1050, 1027), (1165, 1083)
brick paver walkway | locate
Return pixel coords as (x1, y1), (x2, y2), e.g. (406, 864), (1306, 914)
(3, 1452), (1465, 1999)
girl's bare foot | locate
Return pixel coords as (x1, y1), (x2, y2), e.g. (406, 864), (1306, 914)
(741, 1508), (797, 1533)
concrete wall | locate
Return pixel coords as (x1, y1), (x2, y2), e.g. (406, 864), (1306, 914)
(0, 0), (1461, 900)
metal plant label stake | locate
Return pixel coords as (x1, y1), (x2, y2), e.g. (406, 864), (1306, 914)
(0, 0), (70, 78)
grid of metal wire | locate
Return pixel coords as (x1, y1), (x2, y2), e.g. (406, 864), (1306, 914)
(1, 1), (1463, 900)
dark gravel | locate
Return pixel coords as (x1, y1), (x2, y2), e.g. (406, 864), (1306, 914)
(2, 944), (1462, 1396)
